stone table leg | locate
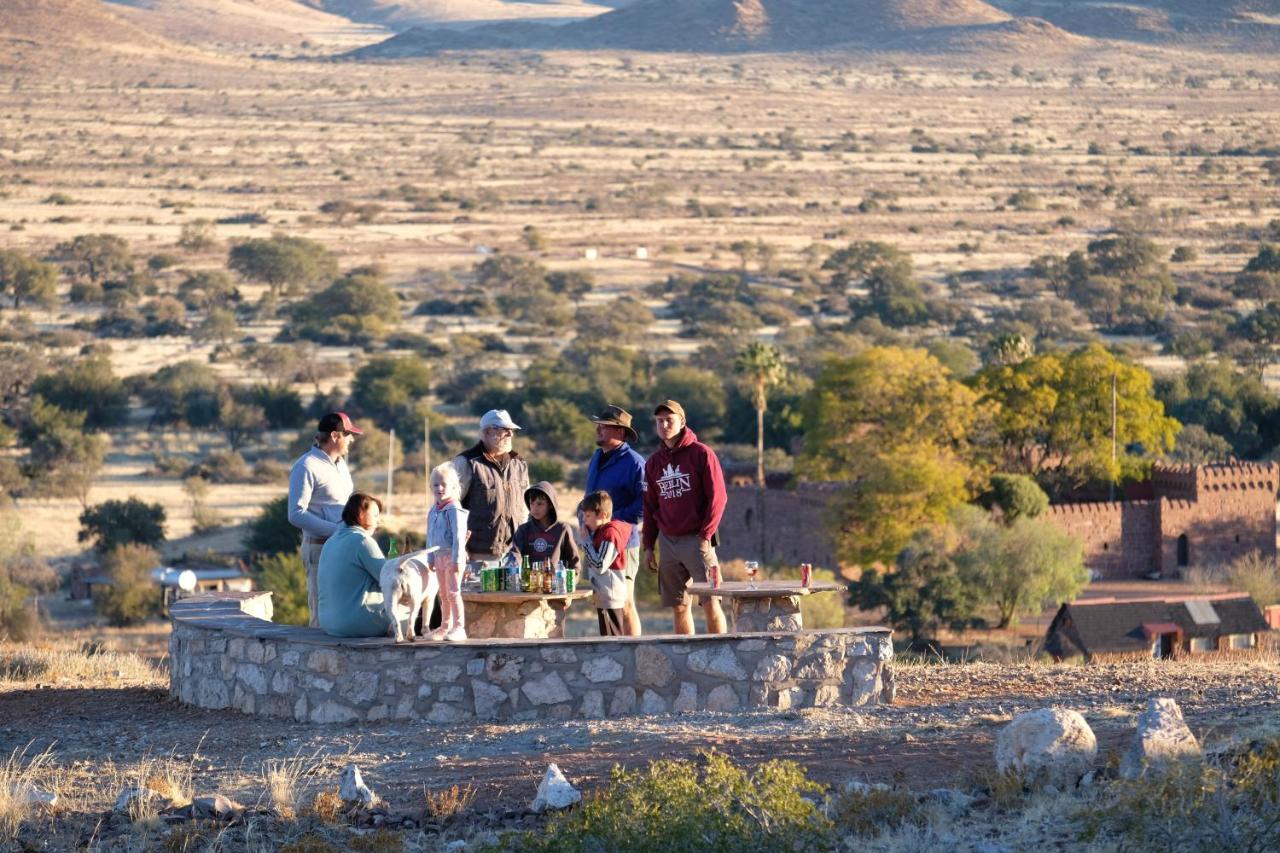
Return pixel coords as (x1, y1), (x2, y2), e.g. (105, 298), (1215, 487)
(730, 596), (804, 633)
(545, 599), (573, 639)
(465, 601), (558, 639)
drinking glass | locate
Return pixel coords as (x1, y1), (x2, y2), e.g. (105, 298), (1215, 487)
(745, 560), (759, 590)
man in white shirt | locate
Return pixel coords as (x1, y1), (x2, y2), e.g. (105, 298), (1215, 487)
(288, 412), (361, 627)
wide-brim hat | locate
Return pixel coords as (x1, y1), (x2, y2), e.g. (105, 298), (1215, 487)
(589, 404), (638, 444)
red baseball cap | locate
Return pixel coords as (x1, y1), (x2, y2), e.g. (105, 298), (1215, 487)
(317, 412), (363, 435)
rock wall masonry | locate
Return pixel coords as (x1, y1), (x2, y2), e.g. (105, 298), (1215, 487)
(170, 594), (894, 724)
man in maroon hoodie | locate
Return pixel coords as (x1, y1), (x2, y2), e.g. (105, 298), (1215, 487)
(642, 399), (728, 635)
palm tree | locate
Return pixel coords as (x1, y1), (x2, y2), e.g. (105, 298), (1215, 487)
(734, 342), (785, 558)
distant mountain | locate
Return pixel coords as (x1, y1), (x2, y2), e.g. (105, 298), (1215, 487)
(1, 0), (163, 49)
(349, 0), (1031, 55)
(989, 1), (1280, 43)
(300, 0), (627, 28)
(105, 0), (378, 46)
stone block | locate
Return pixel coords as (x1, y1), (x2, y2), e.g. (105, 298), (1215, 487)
(581, 656), (624, 683)
(736, 639), (767, 652)
(688, 646), (747, 680)
(674, 682), (698, 713)
(385, 664), (416, 684)
(238, 663), (268, 695)
(228, 638), (245, 659)
(473, 680), (509, 719)
(423, 664), (463, 683)
(753, 654), (792, 683)
(197, 678), (229, 709)
(813, 685), (841, 707)
(294, 696), (307, 721)
(247, 641), (267, 664)
(485, 654), (524, 685)
(640, 690), (668, 715)
(795, 652), (844, 681)
(581, 690), (605, 719)
(610, 687), (637, 715)
(439, 686), (465, 702)
(309, 676), (334, 693)
(281, 650), (300, 667)
(635, 645), (676, 688)
(366, 704), (388, 721)
(417, 684), (433, 699)
(541, 647), (578, 664)
(394, 696), (416, 720)
(308, 649), (341, 675)
(311, 701), (359, 724)
(466, 659), (485, 676)
(776, 687), (805, 710)
(414, 649), (441, 660)
(523, 672), (572, 706)
(340, 671), (379, 705)
(706, 685), (740, 712)
(845, 657), (879, 706)
(428, 703), (469, 723)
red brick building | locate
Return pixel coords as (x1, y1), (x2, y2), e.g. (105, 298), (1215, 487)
(1043, 463), (1278, 579)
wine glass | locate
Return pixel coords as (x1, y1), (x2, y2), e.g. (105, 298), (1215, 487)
(745, 560), (759, 590)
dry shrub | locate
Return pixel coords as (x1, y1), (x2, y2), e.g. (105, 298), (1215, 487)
(828, 784), (923, 837)
(304, 788), (344, 823)
(280, 834), (340, 853)
(117, 750), (197, 825)
(349, 828), (405, 852)
(423, 783), (476, 823)
(1222, 551), (1280, 607)
(975, 767), (1027, 812)
(0, 744), (57, 840)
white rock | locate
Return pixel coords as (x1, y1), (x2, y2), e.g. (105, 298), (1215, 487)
(687, 646), (747, 680)
(17, 785), (57, 808)
(522, 672), (573, 705)
(995, 707), (1096, 790)
(580, 656), (624, 683)
(340, 763), (377, 807)
(1120, 697), (1202, 779)
(530, 763), (581, 812)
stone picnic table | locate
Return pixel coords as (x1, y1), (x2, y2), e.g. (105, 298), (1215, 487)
(685, 580), (844, 632)
(462, 590), (593, 640)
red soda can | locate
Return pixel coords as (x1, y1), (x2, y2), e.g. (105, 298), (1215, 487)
(708, 564), (721, 588)
(801, 562), (812, 588)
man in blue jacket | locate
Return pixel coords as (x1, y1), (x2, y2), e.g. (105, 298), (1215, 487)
(584, 405), (645, 635)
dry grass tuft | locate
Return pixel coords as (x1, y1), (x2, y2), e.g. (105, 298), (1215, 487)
(349, 828), (405, 852)
(260, 752), (322, 819)
(423, 782), (476, 823)
(0, 641), (161, 684)
(280, 834), (341, 853)
(116, 750), (198, 824)
(0, 744), (57, 840)
(304, 788), (344, 824)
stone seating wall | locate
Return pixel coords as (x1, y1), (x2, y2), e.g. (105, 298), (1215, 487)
(169, 592), (895, 724)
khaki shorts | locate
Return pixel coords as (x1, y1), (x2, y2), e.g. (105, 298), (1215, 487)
(657, 532), (719, 608)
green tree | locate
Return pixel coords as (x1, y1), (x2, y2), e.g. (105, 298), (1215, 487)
(194, 307), (238, 348)
(348, 356), (433, 445)
(177, 270), (238, 310)
(139, 360), (220, 427)
(78, 497), (166, 552)
(1167, 424), (1233, 463)
(0, 249), (58, 310)
(291, 268), (399, 345)
(178, 219), (218, 252)
(227, 235), (337, 300)
(800, 347), (985, 565)
(973, 344), (1179, 495)
(474, 253), (548, 292)
(256, 551), (309, 626)
(982, 473), (1049, 523)
(823, 241), (930, 326)
(523, 397), (596, 457)
(53, 233), (134, 285)
(30, 355), (129, 428)
(849, 525), (975, 644)
(95, 543), (161, 627)
(953, 507), (1088, 629)
(1156, 361), (1279, 458)
(217, 387), (266, 452)
(19, 398), (106, 506)
(651, 365), (728, 440)
(246, 496), (299, 555)
(734, 342), (786, 488)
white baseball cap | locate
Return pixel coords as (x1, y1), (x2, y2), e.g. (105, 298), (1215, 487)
(480, 409), (521, 431)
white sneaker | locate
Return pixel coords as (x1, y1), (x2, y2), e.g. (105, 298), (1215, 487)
(424, 627), (448, 641)
(443, 627), (468, 642)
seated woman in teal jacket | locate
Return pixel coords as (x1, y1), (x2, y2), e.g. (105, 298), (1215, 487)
(316, 492), (400, 637)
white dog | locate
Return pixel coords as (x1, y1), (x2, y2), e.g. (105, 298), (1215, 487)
(380, 549), (438, 643)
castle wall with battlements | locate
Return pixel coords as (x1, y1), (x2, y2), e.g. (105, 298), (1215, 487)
(715, 463), (1277, 579)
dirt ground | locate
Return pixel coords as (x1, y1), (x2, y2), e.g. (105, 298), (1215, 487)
(2, 650), (1278, 848)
